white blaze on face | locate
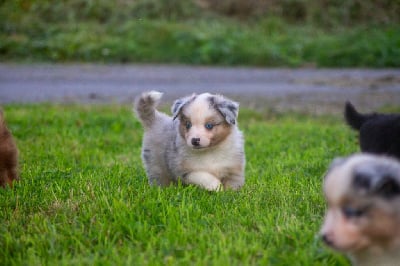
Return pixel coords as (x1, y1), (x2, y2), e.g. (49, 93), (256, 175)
(321, 164), (351, 246)
(182, 93), (217, 149)
(324, 164), (353, 205)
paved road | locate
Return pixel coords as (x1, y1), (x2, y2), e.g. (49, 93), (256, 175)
(1, 63), (399, 114)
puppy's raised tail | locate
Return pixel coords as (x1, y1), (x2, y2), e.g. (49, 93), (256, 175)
(344, 101), (374, 130)
(134, 91), (163, 128)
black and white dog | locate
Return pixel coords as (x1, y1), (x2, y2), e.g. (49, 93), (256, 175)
(344, 101), (400, 160)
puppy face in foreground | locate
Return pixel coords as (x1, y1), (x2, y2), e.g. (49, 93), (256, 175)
(320, 154), (400, 263)
(172, 93), (238, 150)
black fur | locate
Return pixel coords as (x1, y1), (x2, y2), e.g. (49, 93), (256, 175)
(344, 101), (400, 160)
(376, 175), (400, 199)
(353, 169), (400, 199)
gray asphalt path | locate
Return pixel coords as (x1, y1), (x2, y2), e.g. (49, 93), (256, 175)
(1, 63), (399, 113)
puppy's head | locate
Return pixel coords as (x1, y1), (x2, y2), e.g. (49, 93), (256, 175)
(171, 93), (239, 149)
(320, 154), (400, 255)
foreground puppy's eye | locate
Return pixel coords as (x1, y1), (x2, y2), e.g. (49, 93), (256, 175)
(342, 206), (365, 218)
(185, 121), (192, 130)
(205, 122), (214, 130)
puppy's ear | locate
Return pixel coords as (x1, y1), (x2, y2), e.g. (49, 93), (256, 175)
(353, 169), (400, 199)
(374, 174), (400, 199)
(209, 95), (239, 125)
(171, 94), (196, 120)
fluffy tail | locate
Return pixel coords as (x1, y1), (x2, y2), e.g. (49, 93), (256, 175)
(344, 101), (372, 130)
(134, 91), (163, 128)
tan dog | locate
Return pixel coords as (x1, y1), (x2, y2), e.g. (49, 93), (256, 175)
(0, 110), (18, 188)
(320, 154), (400, 265)
(134, 91), (245, 191)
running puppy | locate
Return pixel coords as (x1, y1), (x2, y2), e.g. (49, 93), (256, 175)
(320, 154), (400, 266)
(344, 101), (400, 159)
(134, 91), (245, 191)
(0, 110), (18, 188)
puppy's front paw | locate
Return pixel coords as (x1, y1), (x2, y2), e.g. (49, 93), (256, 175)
(204, 179), (223, 191)
(185, 171), (222, 191)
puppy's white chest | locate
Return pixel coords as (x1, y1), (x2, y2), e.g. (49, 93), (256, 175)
(184, 148), (236, 177)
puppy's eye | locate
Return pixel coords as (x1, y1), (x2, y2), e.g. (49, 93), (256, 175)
(185, 121), (192, 130)
(205, 122), (214, 130)
(342, 206), (365, 218)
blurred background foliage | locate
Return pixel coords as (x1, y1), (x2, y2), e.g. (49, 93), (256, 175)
(0, 0), (399, 66)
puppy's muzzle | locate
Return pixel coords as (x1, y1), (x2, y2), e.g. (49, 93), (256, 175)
(321, 234), (334, 247)
(191, 138), (200, 147)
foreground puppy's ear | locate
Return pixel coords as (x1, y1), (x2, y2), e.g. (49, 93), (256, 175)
(353, 170), (400, 199)
(209, 95), (239, 125)
(171, 94), (196, 120)
(374, 174), (400, 199)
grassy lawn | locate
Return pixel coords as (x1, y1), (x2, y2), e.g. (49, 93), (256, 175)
(0, 104), (354, 265)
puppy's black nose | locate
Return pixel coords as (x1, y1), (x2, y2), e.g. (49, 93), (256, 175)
(321, 234), (333, 247)
(191, 138), (200, 146)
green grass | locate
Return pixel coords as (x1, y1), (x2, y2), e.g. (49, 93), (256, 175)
(1, 18), (399, 67)
(0, 104), (355, 265)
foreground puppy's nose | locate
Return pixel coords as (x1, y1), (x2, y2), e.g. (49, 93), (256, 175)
(321, 234), (334, 247)
(191, 138), (200, 146)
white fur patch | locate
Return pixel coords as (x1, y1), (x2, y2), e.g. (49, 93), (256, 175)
(147, 90), (163, 101)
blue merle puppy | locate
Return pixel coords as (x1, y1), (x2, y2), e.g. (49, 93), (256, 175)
(321, 154), (400, 266)
(134, 91), (245, 191)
